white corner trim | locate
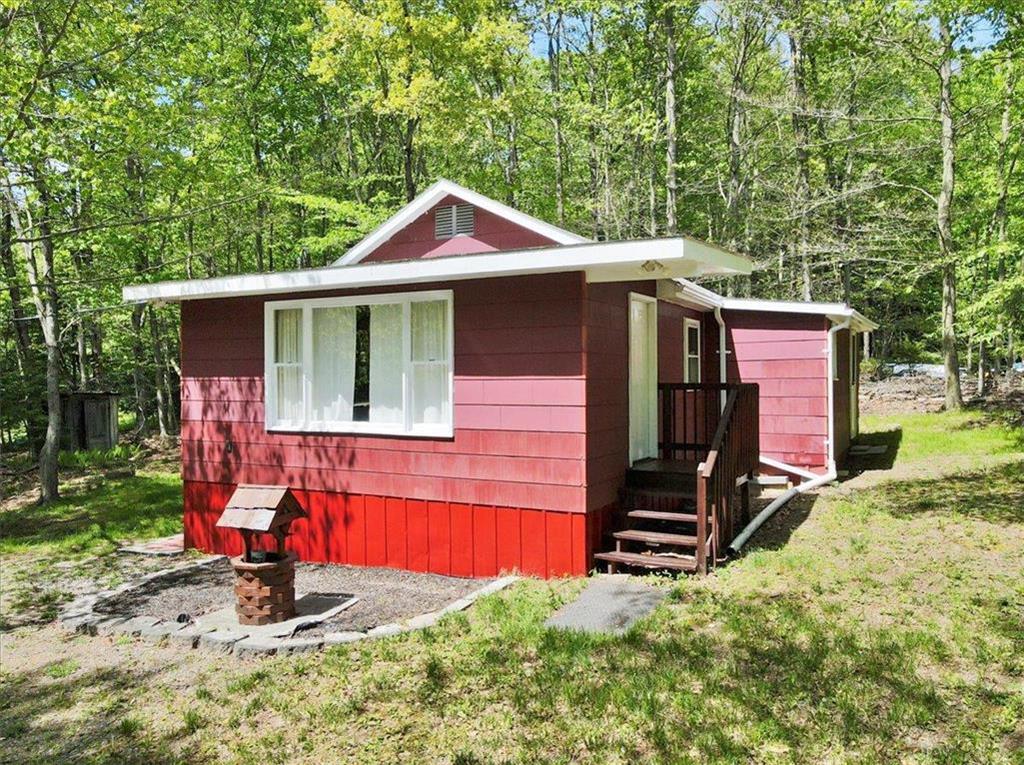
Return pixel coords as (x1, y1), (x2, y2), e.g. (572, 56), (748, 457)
(334, 178), (589, 266)
(123, 238), (753, 304)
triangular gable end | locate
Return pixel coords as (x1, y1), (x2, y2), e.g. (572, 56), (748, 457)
(333, 179), (588, 266)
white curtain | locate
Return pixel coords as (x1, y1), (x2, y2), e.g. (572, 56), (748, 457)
(311, 306), (356, 422)
(411, 300), (449, 425)
(274, 309), (304, 423)
(369, 303), (403, 423)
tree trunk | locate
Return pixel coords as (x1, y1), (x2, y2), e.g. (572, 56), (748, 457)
(937, 17), (963, 410)
(789, 9), (812, 300)
(547, 11), (566, 225)
(4, 174), (61, 502)
(664, 2), (678, 235)
(402, 117), (417, 202)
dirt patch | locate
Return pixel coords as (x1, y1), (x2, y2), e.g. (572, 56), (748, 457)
(860, 373), (1024, 416)
(95, 559), (490, 633)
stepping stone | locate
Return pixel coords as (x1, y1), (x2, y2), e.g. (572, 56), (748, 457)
(545, 575), (667, 635)
(119, 533), (185, 556)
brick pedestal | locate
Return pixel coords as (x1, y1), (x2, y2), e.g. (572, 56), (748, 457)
(231, 552), (297, 625)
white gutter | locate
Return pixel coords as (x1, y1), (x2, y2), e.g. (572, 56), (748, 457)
(729, 316), (851, 554)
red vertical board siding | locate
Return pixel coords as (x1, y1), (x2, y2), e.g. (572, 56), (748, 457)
(346, 495), (367, 567)
(472, 505), (497, 577)
(519, 509), (548, 575)
(406, 500), (430, 573)
(545, 511), (573, 578)
(385, 497), (407, 570)
(450, 503), (475, 577)
(184, 481), (584, 577)
(427, 501), (451, 575)
(495, 506), (522, 574)
(364, 496), (387, 566)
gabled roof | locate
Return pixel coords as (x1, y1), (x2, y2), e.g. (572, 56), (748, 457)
(123, 238), (752, 304)
(666, 278), (878, 332)
(334, 178), (589, 266)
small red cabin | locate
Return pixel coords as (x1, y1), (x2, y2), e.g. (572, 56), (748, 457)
(125, 180), (875, 577)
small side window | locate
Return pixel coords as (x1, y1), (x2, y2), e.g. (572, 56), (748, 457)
(684, 318), (701, 383)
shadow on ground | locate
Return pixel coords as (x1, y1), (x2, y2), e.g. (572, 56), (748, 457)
(0, 661), (212, 764)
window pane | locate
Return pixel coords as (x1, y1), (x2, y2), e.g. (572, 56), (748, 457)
(369, 303), (403, 424)
(274, 309), (302, 363)
(687, 357), (700, 383)
(413, 364), (449, 426)
(276, 366), (303, 423)
(311, 306), (356, 422)
(687, 325), (700, 354)
(412, 300), (446, 362)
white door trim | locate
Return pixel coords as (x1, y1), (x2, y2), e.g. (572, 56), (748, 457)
(628, 292), (658, 463)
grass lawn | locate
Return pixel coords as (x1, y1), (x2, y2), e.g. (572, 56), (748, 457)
(1, 410), (1022, 764)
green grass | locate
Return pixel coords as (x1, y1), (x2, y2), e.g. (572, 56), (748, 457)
(0, 471), (181, 557)
(1, 410), (1022, 763)
(860, 409), (1024, 464)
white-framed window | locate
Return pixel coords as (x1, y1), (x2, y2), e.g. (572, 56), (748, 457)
(435, 204), (474, 238)
(264, 290), (453, 437)
(684, 318), (701, 383)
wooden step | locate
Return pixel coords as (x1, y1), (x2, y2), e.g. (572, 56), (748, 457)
(626, 509), (701, 523)
(613, 529), (699, 547)
(594, 550), (697, 572)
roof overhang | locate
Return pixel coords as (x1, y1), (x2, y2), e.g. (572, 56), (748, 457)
(719, 296), (879, 332)
(123, 238), (752, 304)
(664, 278), (878, 332)
(334, 178), (589, 266)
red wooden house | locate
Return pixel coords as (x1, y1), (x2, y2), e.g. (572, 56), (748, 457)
(125, 180), (875, 577)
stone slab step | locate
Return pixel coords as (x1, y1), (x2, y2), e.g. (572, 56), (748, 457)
(594, 550), (697, 572)
(613, 529), (699, 547)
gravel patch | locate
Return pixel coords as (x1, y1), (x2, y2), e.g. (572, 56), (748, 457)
(95, 559), (490, 633)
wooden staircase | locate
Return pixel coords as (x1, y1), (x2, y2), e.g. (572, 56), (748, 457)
(595, 460), (704, 574)
(594, 383), (760, 576)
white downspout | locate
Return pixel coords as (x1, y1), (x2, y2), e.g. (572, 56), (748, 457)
(729, 316), (850, 554)
(714, 306), (727, 410)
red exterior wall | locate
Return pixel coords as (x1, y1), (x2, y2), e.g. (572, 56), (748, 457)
(832, 328), (853, 464)
(181, 273), (591, 577)
(361, 194), (557, 263)
(724, 310), (830, 470)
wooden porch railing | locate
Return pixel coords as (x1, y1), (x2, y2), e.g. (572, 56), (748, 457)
(658, 382), (759, 573)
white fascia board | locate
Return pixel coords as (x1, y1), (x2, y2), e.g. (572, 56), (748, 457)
(721, 297), (878, 332)
(123, 237), (753, 304)
(333, 178), (589, 266)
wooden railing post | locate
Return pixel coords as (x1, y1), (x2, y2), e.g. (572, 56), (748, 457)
(695, 472), (708, 574)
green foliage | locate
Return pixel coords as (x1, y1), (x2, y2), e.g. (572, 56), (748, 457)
(0, 0), (1021, 448)
(57, 444), (141, 471)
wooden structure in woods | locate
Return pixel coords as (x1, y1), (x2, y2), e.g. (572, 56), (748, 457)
(60, 391), (119, 451)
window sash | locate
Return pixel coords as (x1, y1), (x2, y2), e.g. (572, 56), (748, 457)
(684, 319), (701, 383)
(264, 290), (453, 437)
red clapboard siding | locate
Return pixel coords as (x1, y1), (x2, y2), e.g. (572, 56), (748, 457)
(179, 274), (590, 522)
(725, 309), (830, 468)
(184, 480), (586, 577)
(362, 194), (557, 263)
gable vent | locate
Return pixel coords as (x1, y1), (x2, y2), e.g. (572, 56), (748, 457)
(434, 204), (474, 238)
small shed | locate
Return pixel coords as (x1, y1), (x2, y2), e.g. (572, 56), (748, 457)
(61, 391), (119, 451)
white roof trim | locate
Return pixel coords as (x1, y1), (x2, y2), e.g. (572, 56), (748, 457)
(124, 238), (752, 304)
(670, 278), (877, 331)
(333, 178), (588, 266)
(719, 296), (878, 332)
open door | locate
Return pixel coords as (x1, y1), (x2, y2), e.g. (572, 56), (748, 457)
(629, 293), (658, 463)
